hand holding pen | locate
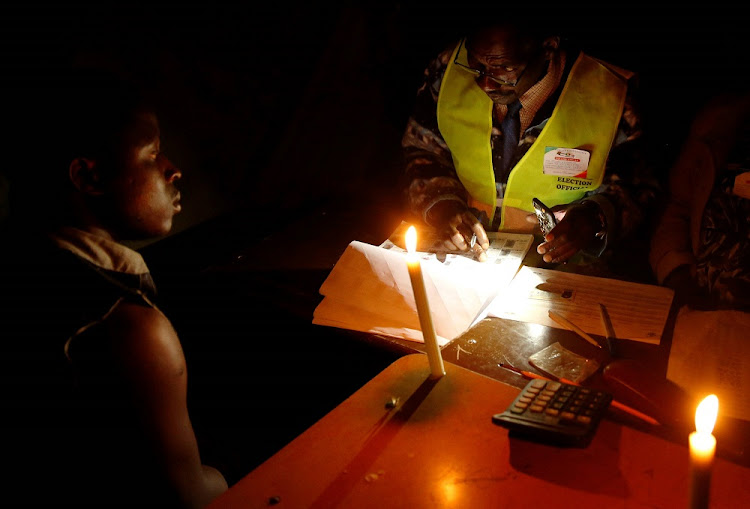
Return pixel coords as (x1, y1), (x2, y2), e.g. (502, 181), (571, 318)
(427, 201), (490, 261)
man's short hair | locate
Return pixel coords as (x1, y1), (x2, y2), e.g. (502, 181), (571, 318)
(9, 67), (153, 231)
(45, 68), (152, 171)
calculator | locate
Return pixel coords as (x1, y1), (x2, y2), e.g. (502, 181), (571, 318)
(492, 378), (613, 447)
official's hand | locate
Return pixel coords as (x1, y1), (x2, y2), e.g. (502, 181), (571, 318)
(428, 200), (490, 261)
(527, 202), (601, 263)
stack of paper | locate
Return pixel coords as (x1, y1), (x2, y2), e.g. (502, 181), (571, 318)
(313, 232), (532, 345)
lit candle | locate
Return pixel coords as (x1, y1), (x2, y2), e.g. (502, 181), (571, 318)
(689, 394), (719, 509)
(405, 225), (445, 378)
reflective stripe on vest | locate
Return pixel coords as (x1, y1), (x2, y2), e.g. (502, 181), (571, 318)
(437, 41), (628, 229)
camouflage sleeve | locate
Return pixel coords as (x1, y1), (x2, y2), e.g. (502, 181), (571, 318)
(582, 81), (662, 249)
(401, 48), (468, 225)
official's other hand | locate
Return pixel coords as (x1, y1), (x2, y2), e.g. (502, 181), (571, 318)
(528, 202), (601, 263)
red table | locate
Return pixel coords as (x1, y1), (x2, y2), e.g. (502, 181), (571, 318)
(208, 354), (750, 509)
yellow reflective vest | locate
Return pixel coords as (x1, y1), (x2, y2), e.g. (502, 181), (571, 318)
(437, 42), (630, 230)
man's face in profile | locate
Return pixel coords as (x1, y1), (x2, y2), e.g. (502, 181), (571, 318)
(105, 111), (183, 239)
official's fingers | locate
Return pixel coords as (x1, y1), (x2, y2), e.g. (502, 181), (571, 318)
(449, 226), (470, 251)
(443, 239), (459, 251)
(465, 218), (490, 250)
(543, 244), (577, 263)
(471, 242), (488, 262)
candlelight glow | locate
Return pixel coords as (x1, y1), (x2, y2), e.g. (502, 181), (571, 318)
(440, 477), (459, 503)
(406, 225), (417, 254)
(695, 394), (719, 435)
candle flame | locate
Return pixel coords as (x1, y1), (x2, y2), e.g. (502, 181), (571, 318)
(695, 394), (719, 435)
(406, 225), (417, 254)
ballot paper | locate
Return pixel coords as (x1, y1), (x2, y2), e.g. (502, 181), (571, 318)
(486, 266), (674, 344)
(666, 308), (750, 422)
(312, 231), (532, 345)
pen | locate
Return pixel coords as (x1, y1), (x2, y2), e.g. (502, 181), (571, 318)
(469, 233), (477, 248)
(598, 303), (618, 357)
(548, 310), (602, 349)
(498, 363), (660, 426)
(498, 362), (577, 385)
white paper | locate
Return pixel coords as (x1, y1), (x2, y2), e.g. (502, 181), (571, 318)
(486, 266), (674, 344)
(666, 307), (750, 421)
(313, 233), (530, 345)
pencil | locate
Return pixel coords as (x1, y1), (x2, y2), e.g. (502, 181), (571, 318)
(598, 303), (618, 357)
(548, 310), (602, 349)
(498, 363), (577, 385)
(497, 363), (660, 426)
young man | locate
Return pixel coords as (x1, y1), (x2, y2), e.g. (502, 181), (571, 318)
(402, 18), (660, 278)
(0, 71), (228, 507)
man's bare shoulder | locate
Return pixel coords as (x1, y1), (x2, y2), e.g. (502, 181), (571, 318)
(103, 301), (186, 376)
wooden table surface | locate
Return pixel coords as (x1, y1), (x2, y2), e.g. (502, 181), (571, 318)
(208, 353), (750, 509)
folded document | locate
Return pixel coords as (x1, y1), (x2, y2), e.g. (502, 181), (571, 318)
(313, 233), (531, 345)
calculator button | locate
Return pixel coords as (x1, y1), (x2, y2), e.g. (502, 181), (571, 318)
(530, 379), (547, 389)
(493, 378), (614, 448)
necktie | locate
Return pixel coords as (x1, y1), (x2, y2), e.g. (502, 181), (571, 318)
(499, 99), (522, 176)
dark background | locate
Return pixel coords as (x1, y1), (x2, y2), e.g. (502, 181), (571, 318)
(2, 3), (747, 241)
(1, 1), (746, 485)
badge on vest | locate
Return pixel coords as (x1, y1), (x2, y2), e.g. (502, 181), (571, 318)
(733, 171), (750, 199)
(543, 147), (591, 178)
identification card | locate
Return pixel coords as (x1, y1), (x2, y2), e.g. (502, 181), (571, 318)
(543, 147), (591, 178)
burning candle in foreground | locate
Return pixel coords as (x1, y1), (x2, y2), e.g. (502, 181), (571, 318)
(405, 225), (445, 378)
(689, 394), (718, 509)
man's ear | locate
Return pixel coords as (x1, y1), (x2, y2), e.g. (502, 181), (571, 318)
(69, 158), (104, 195)
(542, 36), (560, 60)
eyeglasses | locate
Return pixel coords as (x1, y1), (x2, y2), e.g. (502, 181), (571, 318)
(453, 38), (530, 87)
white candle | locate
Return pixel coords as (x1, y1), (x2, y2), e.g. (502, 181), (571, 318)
(689, 394), (718, 509)
(405, 225), (445, 378)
